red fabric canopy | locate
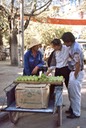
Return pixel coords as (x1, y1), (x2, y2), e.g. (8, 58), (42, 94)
(31, 17), (86, 25)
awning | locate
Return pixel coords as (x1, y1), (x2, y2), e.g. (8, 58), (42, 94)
(31, 17), (86, 25)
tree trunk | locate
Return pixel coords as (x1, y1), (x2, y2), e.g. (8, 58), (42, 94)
(10, 31), (18, 66)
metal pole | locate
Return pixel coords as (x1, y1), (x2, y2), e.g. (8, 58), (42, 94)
(20, 0), (24, 67)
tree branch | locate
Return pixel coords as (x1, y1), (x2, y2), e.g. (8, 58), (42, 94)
(36, 0), (52, 11)
(33, 1), (52, 16)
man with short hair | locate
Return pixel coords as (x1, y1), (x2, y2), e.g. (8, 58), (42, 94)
(61, 32), (84, 119)
(47, 38), (70, 88)
(46, 38), (71, 113)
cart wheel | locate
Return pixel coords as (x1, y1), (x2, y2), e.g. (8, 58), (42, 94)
(57, 106), (62, 126)
(9, 112), (19, 124)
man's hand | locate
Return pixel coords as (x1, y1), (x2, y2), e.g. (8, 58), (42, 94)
(45, 69), (52, 76)
(31, 66), (39, 75)
(74, 53), (80, 79)
(74, 61), (80, 79)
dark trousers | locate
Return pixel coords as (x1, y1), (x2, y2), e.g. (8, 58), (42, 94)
(50, 66), (71, 99)
(55, 66), (71, 88)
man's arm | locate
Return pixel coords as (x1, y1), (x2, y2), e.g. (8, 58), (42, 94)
(36, 52), (45, 67)
(74, 53), (80, 78)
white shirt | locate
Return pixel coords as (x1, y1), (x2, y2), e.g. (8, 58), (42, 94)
(55, 45), (70, 68)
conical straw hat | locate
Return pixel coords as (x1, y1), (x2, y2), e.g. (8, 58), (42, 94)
(28, 38), (41, 49)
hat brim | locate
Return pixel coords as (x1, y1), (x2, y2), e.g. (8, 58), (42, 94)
(28, 38), (41, 49)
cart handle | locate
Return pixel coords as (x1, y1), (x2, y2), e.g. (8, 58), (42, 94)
(4, 82), (18, 93)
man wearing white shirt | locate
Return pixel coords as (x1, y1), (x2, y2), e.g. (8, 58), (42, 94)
(47, 38), (71, 88)
(46, 38), (71, 114)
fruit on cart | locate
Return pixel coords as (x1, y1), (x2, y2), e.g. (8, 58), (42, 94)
(48, 76), (64, 82)
(15, 74), (64, 83)
(38, 76), (48, 82)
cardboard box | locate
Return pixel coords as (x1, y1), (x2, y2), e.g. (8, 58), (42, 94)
(15, 83), (50, 109)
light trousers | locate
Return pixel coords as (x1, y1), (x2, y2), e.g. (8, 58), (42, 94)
(68, 70), (84, 116)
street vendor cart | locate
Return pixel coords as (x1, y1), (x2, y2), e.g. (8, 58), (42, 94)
(0, 76), (63, 127)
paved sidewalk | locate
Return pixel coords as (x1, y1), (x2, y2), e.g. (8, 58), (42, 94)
(0, 60), (86, 128)
(0, 60), (23, 122)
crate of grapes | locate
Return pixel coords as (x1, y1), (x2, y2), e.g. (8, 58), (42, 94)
(14, 74), (63, 109)
(0, 74), (64, 126)
(14, 74), (64, 85)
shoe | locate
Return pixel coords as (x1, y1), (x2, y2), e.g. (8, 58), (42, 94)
(67, 113), (80, 119)
(65, 106), (73, 114)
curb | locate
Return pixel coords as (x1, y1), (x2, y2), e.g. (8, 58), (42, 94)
(0, 112), (9, 122)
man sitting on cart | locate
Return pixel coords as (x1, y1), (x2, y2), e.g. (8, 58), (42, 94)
(23, 37), (45, 76)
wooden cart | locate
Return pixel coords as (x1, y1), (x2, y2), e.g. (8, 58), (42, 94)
(1, 81), (63, 126)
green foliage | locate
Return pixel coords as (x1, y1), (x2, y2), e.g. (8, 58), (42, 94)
(24, 21), (72, 47)
(0, 10), (9, 46)
(79, 27), (86, 39)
